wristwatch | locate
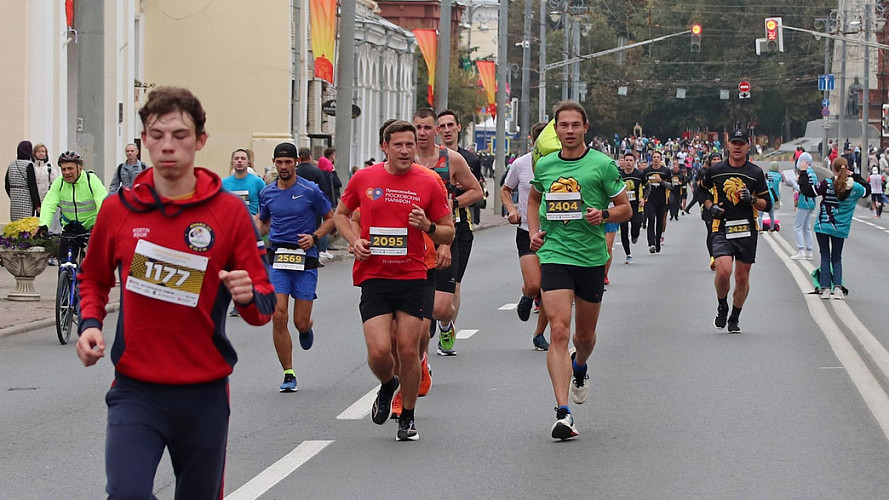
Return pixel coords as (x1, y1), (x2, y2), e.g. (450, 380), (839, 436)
(602, 209), (610, 222)
(311, 234), (320, 245)
(425, 222), (437, 234)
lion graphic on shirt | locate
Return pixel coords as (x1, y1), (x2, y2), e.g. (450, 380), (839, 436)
(548, 177), (581, 224)
(722, 177), (746, 205)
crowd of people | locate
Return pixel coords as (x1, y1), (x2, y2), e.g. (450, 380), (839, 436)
(5, 86), (879, 497)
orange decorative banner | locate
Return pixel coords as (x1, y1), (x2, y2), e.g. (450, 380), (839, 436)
(476, 60), (497, 115)
(310, 0), (337, 83)
(413, 29), (438, 106)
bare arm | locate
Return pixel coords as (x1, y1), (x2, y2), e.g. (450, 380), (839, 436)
(448, 150), (483, 208)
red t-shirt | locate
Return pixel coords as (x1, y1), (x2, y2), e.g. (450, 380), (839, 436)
(342, 163), (450, 285)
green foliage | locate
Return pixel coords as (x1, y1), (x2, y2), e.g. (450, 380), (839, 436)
(499, 0), (834, 142)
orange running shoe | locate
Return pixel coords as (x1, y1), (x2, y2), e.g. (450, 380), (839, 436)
(419, 353), (433, 397)
(390, 392), (402, 420)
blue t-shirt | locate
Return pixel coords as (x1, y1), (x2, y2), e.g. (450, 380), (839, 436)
(222, 174), (266, 215)
(259, 178), (332, 257)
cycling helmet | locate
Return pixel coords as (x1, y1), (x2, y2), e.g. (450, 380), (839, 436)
(58, 150), (84, 165)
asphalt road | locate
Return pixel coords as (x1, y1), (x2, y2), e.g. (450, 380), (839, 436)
(3, 187), (889, 499)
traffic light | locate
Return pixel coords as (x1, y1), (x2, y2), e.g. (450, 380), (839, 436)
(764, 17), (784, 52)
(690, 24), (702, 52)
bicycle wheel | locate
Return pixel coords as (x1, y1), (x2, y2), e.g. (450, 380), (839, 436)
(55, 271), (75, 345)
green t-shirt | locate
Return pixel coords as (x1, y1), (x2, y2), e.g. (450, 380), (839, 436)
(530, 148), (625, 267)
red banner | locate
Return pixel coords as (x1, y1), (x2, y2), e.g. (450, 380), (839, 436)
(310, 0), (337, 83)
(476, 60), (497, 115)
(66, 0), (74, 28)
(413, 29), (438, 106)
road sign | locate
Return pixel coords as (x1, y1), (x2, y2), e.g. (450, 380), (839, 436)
(739, 92), (751, 99)
(822, 98), (830, 108)
(822, 107), (830, 117)
(818, 74), (835, 91)
(739, 81), (750, 93)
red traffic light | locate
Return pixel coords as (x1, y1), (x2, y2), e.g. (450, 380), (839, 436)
(691, 24), (702, 35)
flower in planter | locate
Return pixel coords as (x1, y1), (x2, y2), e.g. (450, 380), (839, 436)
(0, 217), (59, 254)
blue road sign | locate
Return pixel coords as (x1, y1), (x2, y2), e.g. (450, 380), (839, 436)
(818, 75), (836, 91)
(822, 98), (830, 107)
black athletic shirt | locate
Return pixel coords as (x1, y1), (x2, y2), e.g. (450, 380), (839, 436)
(701, 159), (770, 232)
(642, 165), (672, 204)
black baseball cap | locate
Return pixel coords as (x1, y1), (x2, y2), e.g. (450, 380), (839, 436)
(729, 129), (748, 143)
(273, 142), (298, 159)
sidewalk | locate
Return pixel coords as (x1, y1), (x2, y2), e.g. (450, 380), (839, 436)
(0, 207), (510, 339)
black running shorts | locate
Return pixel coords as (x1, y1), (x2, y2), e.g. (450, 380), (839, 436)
(359, 279), (426, 323)
(433, 239), (459, 293)
(711, 232), (758, 264)
(540, 263), (605, 303)
(515, 227), (535, 257)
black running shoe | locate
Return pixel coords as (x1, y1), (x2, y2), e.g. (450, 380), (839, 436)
(371, 376), (400, 425)
(517, 296), (534, 322)
(715, 304), (728, 329)
(396, 417), (419, 441)
(727, 318), (741, 333)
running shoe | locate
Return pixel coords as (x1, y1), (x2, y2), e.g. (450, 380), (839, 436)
(396, 416), (419, 441)
(551, 406), (578, 440)
(715, 304), (728, 329)
(625, 255), (633, 264)
(833, 287), (845, 300)
(419, 353), (433, 397)
(298, 328), (314, 350)
(569, 352), (590, 404)
(805, 250), (814, 260)
(437, 323), (457, 356)
(390, 392), (402, 420)
(533, 294), (541, 313)
(790, 251), (806, 260)
(604, 276), (610, 285)
(279, 373), (297, 393)
(371, 376), (400, 425)
(820, 288), (831, 300)
(649, 245), (656, 254)
(631, 236), (638, 244)
(727, 318), (741, 333)
(533, 333), (550, 351)
(228, 307), (240, 317)
(517, 295), (534, 322)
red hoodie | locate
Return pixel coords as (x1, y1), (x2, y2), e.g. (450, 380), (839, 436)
(78, 167), (275, 385)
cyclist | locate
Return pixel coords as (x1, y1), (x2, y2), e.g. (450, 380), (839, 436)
(38, 151), (107, 260)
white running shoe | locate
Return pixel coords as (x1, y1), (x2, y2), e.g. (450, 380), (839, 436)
(805, 250), (814, 260)
(820, 288), (831, 300)
(833, 287), (845, 300)
(551, 407), (578, 440)
(790, 251), (806, 260)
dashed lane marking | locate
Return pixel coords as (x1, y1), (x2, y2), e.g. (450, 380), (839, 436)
(224, 440), (334, 500)
(499, 303), (518, 310)
(456, 329), (478, 339)
(336, 387), (377, 420)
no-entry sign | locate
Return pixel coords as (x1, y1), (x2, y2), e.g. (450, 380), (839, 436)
(739, 81), (750, 93)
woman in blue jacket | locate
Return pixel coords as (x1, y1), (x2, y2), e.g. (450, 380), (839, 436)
(791, 152), (818, 259)
(798, 157), (870, 299)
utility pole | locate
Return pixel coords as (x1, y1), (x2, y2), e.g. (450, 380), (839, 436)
(820, 16), (831, 162)
(434, 0), (452, 112)
(562, 13), (570, 100)
(863, 2), (872, 152)
(838, 10), (847, 149)
(334, 0), (355, 185)
(571, 21), (580, 101)
(494, 0), (508, 214)
(539, 0), (547, 123)
(520, 0), (532, 152)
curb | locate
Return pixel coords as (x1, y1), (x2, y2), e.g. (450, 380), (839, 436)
(0, 302), (120, 340)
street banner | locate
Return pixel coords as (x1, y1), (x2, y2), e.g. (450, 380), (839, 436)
(310, 0), (337, 83)
(413, 29), (437, 106)
(476, 60), (496, 116)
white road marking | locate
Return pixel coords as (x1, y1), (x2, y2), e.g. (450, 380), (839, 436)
(764, 234), (889, 444)
(499, 303), (518, 310)
(224, 440), (333, 500)
(336, 387), (378, 420)
(456, 329), (478, 339)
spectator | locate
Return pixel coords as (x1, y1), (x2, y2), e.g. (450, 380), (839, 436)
(790, 152), (817, 260)
(108, 143), (147, 194)
(5, 140), (40, 221)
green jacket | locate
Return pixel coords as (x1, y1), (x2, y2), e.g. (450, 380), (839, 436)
(39, 170), (107, 230)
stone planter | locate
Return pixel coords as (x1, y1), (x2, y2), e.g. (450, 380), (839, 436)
(0, 247), (51, 301)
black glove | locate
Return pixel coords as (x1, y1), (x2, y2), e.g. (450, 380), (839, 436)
(36, 225), (48, 238)
(709, 205), (725, 219)
(739, 187), (755, 205)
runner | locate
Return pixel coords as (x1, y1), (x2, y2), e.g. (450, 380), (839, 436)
(618, 152), (647, 264)
(334, 120), (454, 441)
(700, 129), (770, 333)
(667, 160), (688, 220)
(643, 150), (671, 253)
(687, 152), (722, 270)
(527, 101), (631, 439)
(258, 142), (335, 392)
(500, 121), (550, 350)
(437, 109), (486, 328)
(74, 86), (275, 498)
(412, 108), (482, 356)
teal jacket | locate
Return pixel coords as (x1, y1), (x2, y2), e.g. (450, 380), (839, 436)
(39, 170), (107, 230)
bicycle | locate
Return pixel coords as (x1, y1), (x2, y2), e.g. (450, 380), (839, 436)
(55, 232), (90, 345)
